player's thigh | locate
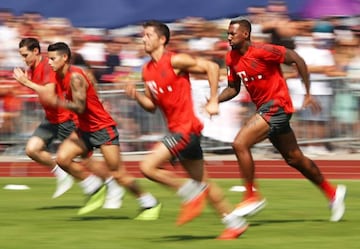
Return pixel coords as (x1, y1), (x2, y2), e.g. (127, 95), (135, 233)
(57, 135), (86, 161)
(234, 113), (270, 147)
(141, 142), (172, 171)
(270, 129), (302, 159)
(26, 136), (46, 152)
(100, 144), (122, 170)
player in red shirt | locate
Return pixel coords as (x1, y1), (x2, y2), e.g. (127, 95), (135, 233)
(218, 19), (346, 222)
(13, 38), (126, 210)
(125, 20), (248, 239)
(43, 42), (161, 218)
(13, 37), (76, 198)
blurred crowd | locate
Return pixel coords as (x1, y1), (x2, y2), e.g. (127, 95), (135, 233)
(0, 1), (360, 153)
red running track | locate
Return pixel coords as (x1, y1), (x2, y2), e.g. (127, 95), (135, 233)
(0, 160), (359, 179)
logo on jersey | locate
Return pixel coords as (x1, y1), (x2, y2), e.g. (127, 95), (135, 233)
(236, 70), (263, 86)
(146, 80), (173, 99)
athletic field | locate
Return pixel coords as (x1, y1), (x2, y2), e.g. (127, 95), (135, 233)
(1, 177), (359, 249)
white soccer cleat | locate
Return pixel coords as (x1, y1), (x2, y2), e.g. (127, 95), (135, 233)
(52, 175), (74, 198)
(103, 185), (125, 209)
(330, 184), (346, 222)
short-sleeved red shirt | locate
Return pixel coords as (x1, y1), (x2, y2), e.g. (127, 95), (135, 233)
(29, 57), (75, 124)
(50, 66), (116, 132)
(142, 51), (203, 135)
(226, 43), (294, 114)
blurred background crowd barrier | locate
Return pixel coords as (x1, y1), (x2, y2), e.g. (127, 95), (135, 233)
(0, 0), (359, 157)
(1, 76), (359, 156)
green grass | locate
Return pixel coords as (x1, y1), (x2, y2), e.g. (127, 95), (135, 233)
(0, 178), (359, 249)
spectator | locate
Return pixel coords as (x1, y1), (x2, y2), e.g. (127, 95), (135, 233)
(0, 82), (22, 138)
(104, 38), (122, 75)
(261, 1), (298, 49)
(332, 26), (360, 140)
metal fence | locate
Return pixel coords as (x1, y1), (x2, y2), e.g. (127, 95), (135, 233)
(1, 76), (359, 156)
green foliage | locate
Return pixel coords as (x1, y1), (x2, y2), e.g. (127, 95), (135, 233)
(0, 178), (359, 249)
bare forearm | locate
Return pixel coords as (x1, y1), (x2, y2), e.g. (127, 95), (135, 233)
(296, 59), (311, 95)
(135, 92), (157, 113)
(20, 78), (44, 93)
(13, 68), (46, 94)
(285, 49), (311, 95)
(56, 98), (85, 114)
(218, 87), (239, 103)
(206, 62), (220, 102)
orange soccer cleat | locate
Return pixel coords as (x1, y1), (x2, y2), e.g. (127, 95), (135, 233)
(217, 224), (249, 240)
(176, 185), (209, 226)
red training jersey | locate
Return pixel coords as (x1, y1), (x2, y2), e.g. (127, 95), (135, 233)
(226, 42), (294, 113)
(51, 66), (116, 132)
(142, 51), (203, 135)
(29, 57), (75, 124)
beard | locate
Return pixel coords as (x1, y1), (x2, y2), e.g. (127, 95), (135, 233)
(230, 44), (240, 50)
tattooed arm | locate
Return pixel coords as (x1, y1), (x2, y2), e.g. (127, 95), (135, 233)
(57, 72), (88, 114)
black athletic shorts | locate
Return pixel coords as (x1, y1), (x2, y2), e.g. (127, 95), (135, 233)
(33, 119), (76, 146)
(78, 126), (120, 152)
(257, 100), (292, 137)
(162, 132), (203, 162)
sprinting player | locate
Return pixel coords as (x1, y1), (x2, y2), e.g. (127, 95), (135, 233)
(13, 37), (125, 210)
(218, 19), (346, 221)
(125, 20), (248, 239)
(13, 37), (75, 198)
(40, 41), (161, 218)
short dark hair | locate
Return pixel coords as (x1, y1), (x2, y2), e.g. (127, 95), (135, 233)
(142, 20), (170, 45)
(19, 37), (41, 52)
(230, 19), (252, 33)
(47, 42), (72, 62)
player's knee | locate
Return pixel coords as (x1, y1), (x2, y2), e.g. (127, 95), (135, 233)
(284, 150), (303, 167)
(232, 140), (247, 153)
(139, 162), (152, 178)
(25, 146), (38, 159)
(55, 151), (72, 168)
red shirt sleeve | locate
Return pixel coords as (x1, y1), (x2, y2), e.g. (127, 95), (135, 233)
(255, 43), (286, 63)
(226, 51), (240, 84)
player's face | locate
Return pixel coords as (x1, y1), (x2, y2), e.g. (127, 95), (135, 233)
(227, 23), (249, 49)
(47, 51), (67, 72)
(19, 46), (39, 67)
(142, 26), (162, 53)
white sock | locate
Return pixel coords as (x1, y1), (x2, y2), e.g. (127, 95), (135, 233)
(222, 212), (247, 229)
(137, 193), (157, 209)
(79, 175), (103, 195)
(104, 176), (115, 185)
(177, 179), (207, 203)
(52, 165), (68, 180)
(104, 177), (124, 195)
